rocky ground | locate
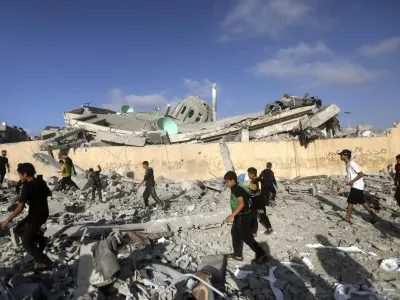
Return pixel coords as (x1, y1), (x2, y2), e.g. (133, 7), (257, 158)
(0, 172), (399, 300)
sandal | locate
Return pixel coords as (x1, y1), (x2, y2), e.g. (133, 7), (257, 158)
(264, 229), (273, 235)
(227, 254), (243, 262)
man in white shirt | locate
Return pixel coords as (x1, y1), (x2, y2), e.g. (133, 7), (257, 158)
(338, 149), (379, 224)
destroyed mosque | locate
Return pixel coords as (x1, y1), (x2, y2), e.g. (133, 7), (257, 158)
(38, 89), (385, 153)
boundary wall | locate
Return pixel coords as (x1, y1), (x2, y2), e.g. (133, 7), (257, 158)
(1, 124), (399, 181)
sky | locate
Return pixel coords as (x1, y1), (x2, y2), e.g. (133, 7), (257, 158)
(1, 0), (399, 136)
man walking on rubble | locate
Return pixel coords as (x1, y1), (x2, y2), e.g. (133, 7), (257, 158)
(1, 163), (53, 271)
(138, 161), (166, 209)
(339, 149), (379, 223)
(224, 171), (268, 265)
(247, 167), (273, 236)
(394, 154), (400, 207)
(260, 162), (277, 205)
(0, 150), (10, 188)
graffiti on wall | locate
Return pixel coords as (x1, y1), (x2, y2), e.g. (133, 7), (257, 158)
(254, 147), (388, 171)
(103, 160), (133, 171)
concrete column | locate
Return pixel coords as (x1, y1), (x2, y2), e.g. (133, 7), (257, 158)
(212, 83), (217, 121)
(240, 128), (250, 142)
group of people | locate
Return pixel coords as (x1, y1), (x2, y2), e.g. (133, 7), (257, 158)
(223, 150), (400, 264)
(223, 162), (278, 265)
(0, 148), (399, 270)
(0, 152), (106, 271)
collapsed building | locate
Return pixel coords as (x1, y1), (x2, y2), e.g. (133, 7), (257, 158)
(39, 90), (352, 152)
(0, 122), (30, 144)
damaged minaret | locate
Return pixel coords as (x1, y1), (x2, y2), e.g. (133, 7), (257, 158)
(212, 83), (217, 122)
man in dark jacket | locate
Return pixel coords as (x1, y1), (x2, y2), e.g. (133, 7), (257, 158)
(0, 150), (10, 187)
(1, 163), (53, 270)
(260, 162), (277, 204)
(394, 154), (400, 207)
(138, 161), (165, 209)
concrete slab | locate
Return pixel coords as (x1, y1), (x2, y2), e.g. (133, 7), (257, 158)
(97, 131), (146, 147)
(48, 200), (65, 216)
(197, 255), (226, 284)
(74, 243), (96, 298)
(220, 142), (234, 172)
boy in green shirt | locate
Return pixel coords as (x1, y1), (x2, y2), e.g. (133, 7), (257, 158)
(224, 171), (268, 265)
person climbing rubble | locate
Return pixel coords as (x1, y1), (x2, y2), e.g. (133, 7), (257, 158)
(224, 171), (268, 265)
(394, 154), (400, 207)
(61, 152), (77, 176)
(247, 167), (273, 236)
(58, 159), (80, 191)
(88, 165), (102, 201)
(338, 149), (379, 224)
(1, 163), (53, 271)
(260, 162), (277, 205)
(138, 161), (166, 210)
(0, 150), (10, 188)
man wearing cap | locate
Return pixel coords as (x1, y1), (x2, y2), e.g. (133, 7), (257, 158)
(339, 149), (378, 223)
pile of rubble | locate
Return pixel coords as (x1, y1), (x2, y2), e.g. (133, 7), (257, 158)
(1, 170), (400, 300)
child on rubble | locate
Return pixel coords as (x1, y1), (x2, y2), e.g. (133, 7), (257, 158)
(88, 165), (102, 201)
(247, 167), (273, 236)
(224, 171), (268, 265)
(338, 149), (379, 223)
(260, 162), (277, 205)
(394, 154), (400, 207)
(58, 160), (79, 191)
(1, 163), (53, 271)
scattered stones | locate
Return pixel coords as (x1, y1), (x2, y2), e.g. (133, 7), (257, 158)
(0, 171), (399, 300)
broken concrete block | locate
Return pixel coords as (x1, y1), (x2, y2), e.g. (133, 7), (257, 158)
(144, 221), (170, 234)
(48, 200), (65, 216)
(301, 104), (340, 129)
(287, 184), (317, 196)
(197, 255), (226, 284)
(147, 130), (170, 144)
(117, 167), (127, 177)
(75, 178), (93, 191)
(97, 131), (146, 147)
(74, 243), (96, 298)
(92, 236), (121, 279)
(181, 181), (193, 191)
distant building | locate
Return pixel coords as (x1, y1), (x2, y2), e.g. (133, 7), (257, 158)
(40, 126), (62, 140)
(0, 122), (29, 144)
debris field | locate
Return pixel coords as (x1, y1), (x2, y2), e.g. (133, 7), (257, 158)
(1, 169), (399, 300)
